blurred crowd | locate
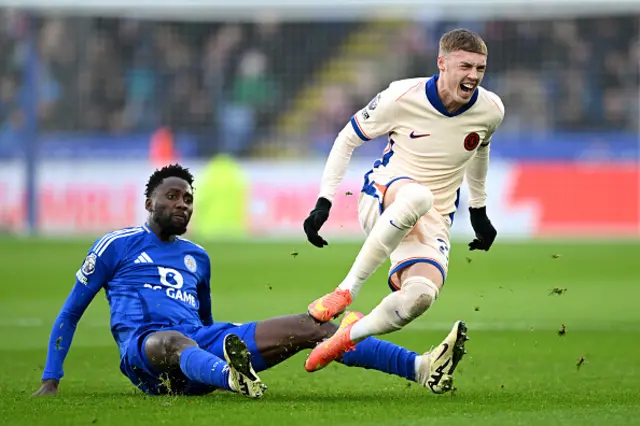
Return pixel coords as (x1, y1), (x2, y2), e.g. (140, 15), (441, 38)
(313, 17), (639, 155)
(0, 12), (351, 156)
(0, 11), (638, 158)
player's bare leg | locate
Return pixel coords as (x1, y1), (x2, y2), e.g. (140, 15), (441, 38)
(144, 330), (266, 398)
(308, 180), (434, 322)
(251, 314), (340, 367)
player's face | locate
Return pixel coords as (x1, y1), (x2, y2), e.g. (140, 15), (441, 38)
(438, 50), (487, 104)
(147, 177), (194, 236)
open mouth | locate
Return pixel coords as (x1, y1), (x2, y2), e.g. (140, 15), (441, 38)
(459, 82), (475, 95)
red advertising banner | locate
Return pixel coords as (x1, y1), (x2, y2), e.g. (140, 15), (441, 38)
(509, 163), (639, 236)
(0, 160), (637, 239)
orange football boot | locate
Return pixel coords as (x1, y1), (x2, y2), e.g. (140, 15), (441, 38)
(307, 288), (353, 323)
(338, 311), (364, 331)
(304, 311), (362, 372)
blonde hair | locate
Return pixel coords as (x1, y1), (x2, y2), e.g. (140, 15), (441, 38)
(439, 28), (488, 56)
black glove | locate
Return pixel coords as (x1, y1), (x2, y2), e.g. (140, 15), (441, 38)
(468, 206), (497, 251)
(303, 197), (332, 248)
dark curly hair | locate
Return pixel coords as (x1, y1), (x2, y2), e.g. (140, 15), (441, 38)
(145, 164), (195, 198)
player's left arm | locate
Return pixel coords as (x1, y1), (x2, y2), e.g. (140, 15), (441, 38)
(196, 254), (213, 326)
(466, 93), (505, 251)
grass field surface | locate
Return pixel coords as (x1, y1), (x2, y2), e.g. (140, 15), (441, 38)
(1, 238), (639, 425)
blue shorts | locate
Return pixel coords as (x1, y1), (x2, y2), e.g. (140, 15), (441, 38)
(119, 322), (267, 395)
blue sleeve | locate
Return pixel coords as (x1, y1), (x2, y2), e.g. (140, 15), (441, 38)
(42, 242), (118, 381)
(197, 256), (213, 326)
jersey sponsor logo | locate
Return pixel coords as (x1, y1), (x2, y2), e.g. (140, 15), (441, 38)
(464, 132), (481, 151)
(409, 131), (430, 139)
(184, 255), (197, 273)
(158, 266), (184, 289)
(143, 267), (197, 307)
(361, 110), (371, 120)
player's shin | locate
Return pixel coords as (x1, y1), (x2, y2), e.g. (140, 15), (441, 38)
(338, 184), (433, 298)
(178, 346), (233, 391)
(340, 337), (419, 381)
(349, 276), (439, 341)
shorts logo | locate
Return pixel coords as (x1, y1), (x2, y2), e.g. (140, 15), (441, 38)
(184, 255), (197, 273)
(437, 238), (450, 261)
(464, 132), (480, 151)
(81, 253), (97, 276)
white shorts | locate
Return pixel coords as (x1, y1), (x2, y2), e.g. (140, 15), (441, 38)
(358, 173), (452, 291)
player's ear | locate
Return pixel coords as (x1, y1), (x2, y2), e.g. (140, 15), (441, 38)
(437, 55), (446, 73)
(145, 198), (153, 213)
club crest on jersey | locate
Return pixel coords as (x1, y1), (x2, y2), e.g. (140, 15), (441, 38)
(81, 253), (97, 275)
(184, 255), (197, 273)
(464, 132), (481, 151)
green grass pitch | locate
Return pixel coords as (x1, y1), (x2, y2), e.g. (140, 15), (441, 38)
(1, 238), (639, 425)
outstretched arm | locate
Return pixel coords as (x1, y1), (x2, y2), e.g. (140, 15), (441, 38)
(317, 124), (368, 204)
(466, 94), (504, 252)
(304, 88), (400, 247)
(34, 245), (115, 395)
(34, 282), (101, 395)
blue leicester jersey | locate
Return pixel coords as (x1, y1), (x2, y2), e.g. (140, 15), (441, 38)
(42, 224), (213, 381)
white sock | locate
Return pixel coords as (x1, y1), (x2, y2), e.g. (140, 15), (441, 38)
(414, 355), (423, 380)
(349, 276), (439, 341)
(337, 184), (433, 298)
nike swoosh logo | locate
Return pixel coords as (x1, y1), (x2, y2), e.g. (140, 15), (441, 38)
(436, 343), (449, 361)
(389, 220), (402, 230)
(410, 131), (430, 139)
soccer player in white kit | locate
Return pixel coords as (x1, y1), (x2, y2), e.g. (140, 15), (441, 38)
(302, 29), (505, 393)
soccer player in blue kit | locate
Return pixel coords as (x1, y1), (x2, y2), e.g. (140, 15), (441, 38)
(34, 164), (458, 399)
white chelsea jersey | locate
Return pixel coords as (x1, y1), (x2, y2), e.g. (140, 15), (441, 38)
(319, 75), (505, 216)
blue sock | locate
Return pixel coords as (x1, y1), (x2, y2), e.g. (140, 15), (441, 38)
(179, 346), (231, 391)
(340, 337), (418, 381)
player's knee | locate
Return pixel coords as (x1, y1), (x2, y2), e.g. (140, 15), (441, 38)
(399, 276), (439, 320)
(163, 332), (197, 354)
(145, 331), (196, 368)
(395, 184), (434, 222)
(297, 314), (338, 345)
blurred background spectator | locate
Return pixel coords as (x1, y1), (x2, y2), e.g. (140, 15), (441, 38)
(0, 11), (637, 160)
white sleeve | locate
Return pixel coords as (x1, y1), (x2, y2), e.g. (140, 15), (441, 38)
(466, 94), (505, 208)
(466, 143), (490, 208)
(318, 124), (364, 202)
(317, 87), (399, 202)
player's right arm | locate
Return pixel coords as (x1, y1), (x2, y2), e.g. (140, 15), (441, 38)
(303, 83), (401, 247)
(33, 238), (118, 396)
